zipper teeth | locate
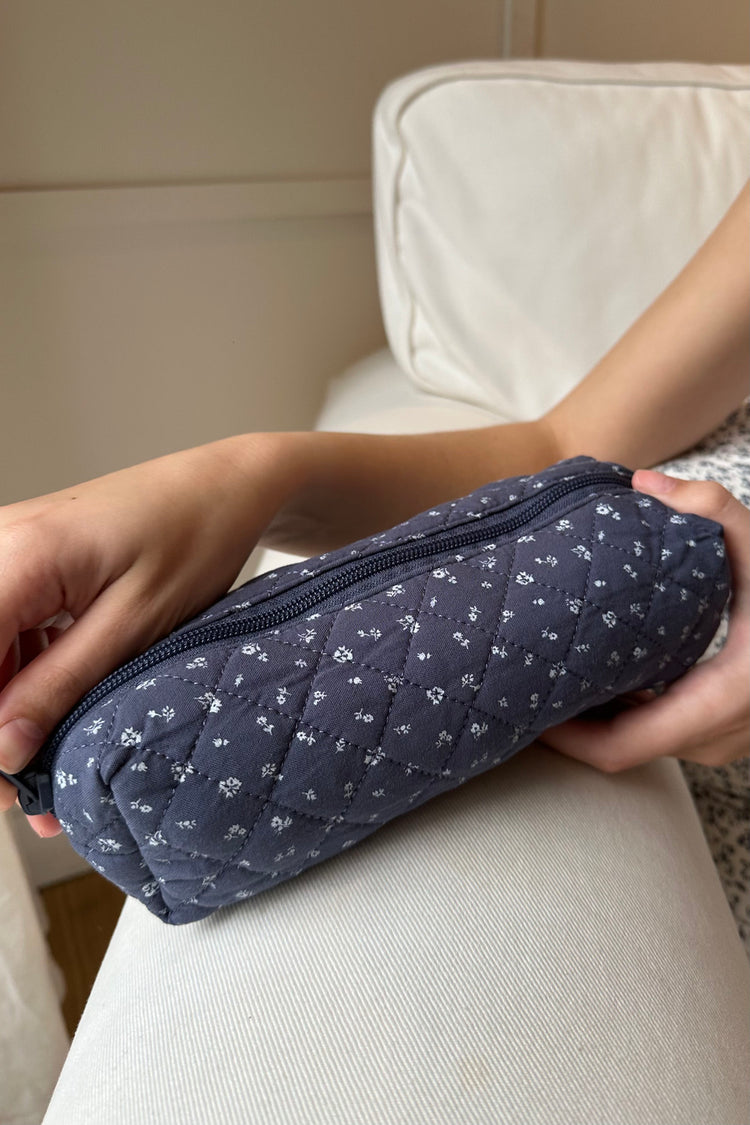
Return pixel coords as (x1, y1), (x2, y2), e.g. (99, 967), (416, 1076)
(37, 470), (629, 769)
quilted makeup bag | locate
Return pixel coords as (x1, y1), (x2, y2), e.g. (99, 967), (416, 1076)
(2, 455), (730, 924)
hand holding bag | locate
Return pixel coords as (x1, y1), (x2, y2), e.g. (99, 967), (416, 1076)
(2, 456), (730, 924)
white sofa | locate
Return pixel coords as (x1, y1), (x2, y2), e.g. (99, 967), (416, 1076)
(42, 59), (750, 1125)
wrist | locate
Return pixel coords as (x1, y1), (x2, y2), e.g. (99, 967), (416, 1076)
(213, 429), (308, 526)
(529, 414), (565, 468)
(217, 427), (335, 555)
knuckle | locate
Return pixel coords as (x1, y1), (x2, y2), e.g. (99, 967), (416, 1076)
(717, 726), (750, 766)
(696, 480), (733, 515)
(36, 660), (91, 712)
(0, 519), (35, 559)
(0, 516), (57, 596)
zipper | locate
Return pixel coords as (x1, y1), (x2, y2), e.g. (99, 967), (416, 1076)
(1, 468), (631, 815)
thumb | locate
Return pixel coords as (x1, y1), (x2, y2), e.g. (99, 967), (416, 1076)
(631, 468), (748, 617)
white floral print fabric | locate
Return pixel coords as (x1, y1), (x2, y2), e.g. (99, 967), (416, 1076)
(43, 456), (729, 924)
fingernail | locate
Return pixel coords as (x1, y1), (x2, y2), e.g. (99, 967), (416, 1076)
(32, 820), (63, 838)
(0, 718), (45, 773)
(633, 468), (676, 493)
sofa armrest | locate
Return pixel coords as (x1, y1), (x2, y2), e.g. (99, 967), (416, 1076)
(42, 743), (749, 1125)
(0, 815), (69, 1125)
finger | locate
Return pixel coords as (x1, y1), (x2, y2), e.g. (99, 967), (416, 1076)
(0, 772), (62, 836)
(2, 630), (66, 833)
(0, 635), (20, 691)
(25, 811), (63, 837)
(2, 622), (72, 694)
(17, 627), (50, 669)
(536, 707), (663, 772)
(538, 634), (743, 771)
(0, 569), (68, 704)
(1, 635), (63, 833)
(0, 574), (160, 776)
(618, 688), (660, 706)
(631, 469), (750, 619)
(0, 774), (18, 812)
(0, 611), (73, 694)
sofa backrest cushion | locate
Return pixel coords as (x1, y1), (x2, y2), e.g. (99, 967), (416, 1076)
(373, 59), (750, 421)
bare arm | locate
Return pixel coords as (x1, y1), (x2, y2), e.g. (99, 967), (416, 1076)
(234, 180), (749, 557)
(544, 180), (750, 466)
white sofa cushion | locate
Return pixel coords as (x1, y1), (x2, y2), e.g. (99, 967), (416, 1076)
(373, 59), (750, 420)
(314, 346), (504, 434)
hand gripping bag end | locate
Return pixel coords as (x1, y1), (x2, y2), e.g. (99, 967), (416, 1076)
(2, 456), (730, 924)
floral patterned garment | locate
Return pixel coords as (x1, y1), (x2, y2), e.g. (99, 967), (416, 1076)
(655, 398), (750, 956)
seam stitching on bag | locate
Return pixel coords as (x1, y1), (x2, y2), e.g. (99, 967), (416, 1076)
(165, 609), (344, 917)
(300, 563), (438, 858)
(142, 645), (239, 913)
(428, 530), (520, 784)
(79, 687), (132, 864)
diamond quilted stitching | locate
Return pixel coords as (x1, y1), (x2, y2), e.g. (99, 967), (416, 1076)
(273, 726), (371, 819)
(186, 692), (298, 796)
(224, 630), (322, 715)
(165, 601), (345, 915)
(378, 681), (470, 776)
(298, 656), (394, 750)
(275, 566), (439, 872)
(342, 752), (431, 822)
(47, 459), (730, 923)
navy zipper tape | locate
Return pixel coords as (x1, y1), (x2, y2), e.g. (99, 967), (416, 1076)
(1, 468), (631, 815)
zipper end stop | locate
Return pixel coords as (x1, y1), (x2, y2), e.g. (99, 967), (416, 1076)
(0, 767), (55, 816)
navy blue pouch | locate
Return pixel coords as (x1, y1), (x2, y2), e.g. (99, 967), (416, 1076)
(2, 456), (730, 924)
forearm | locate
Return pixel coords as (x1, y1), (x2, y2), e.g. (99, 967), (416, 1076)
(225, 183), (748, 559)
(545, 181), (750, 467)
(223, 419), (559, 557)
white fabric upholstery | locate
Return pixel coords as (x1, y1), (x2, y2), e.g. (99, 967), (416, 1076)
(314, 346), (506, 432)
(43, 60), (750, 1125)
(373, 59), (750, 419)
(42, 698), (749, 1125)
(0, 815), (69, 1125)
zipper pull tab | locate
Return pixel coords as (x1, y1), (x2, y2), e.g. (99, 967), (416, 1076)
(0, 766), (55, 816)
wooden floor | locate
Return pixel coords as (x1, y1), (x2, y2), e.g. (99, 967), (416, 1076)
(41, 871), (126, 1038)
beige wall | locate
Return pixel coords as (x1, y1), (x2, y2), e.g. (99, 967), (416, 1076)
(0, 0), (508, 510)
(0, 0), (507, 189)
(538, 0), (749, 65)
(2, 1), (744, 192)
